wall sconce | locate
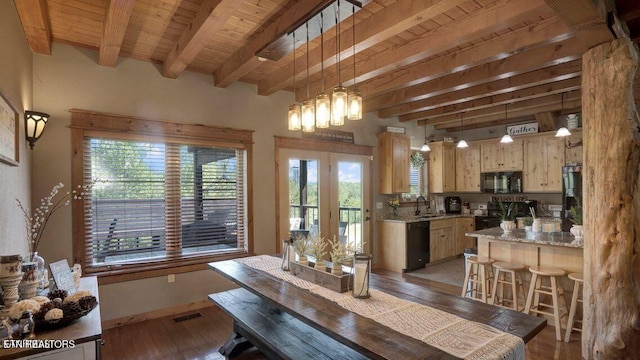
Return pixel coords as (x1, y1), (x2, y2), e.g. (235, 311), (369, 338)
(24, 111), (49, 149)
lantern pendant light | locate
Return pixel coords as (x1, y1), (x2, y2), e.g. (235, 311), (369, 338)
(500, 104), (514, 143)
(555, 92), (571, 137)
(457, 112), (469, 148)
(301, 23), (315, 133)
(331, 1), (347, 126)
(315, 13), (331, 129)
(347, 4), (362, 120)
(420, 125), (431, 152)
(287, 33), (301, 131)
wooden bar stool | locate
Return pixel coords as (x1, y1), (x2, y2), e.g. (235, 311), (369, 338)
(461, 256), (495, 303)
(564, 272), (584, 342)
(524, 266), (569, 341)
(490, 262), (527, 311)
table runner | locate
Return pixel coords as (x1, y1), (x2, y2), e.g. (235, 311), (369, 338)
(235, 255), (525, 360)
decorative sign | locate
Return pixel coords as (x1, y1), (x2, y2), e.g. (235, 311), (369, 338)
(302, 128), (354, 144)
(385, 126), (406, 134)
(49, 259), (78, 294)
(507, 122), (538, 135)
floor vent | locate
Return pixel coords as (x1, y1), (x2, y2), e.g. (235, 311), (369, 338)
(172, 313), (202, 323)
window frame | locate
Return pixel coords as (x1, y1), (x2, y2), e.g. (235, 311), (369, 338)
(403, 150), (429, 202)
(70, 109), (254, 284)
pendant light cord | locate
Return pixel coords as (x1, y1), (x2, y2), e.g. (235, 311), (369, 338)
(306, 22), (310, 99)
(336, 1), (340, 85)
(320, 13), (324, 92)
(292, 32), (296, 99)
(352, 4), (356, 87)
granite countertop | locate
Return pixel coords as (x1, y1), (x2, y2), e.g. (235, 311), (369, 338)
(379, 214), (476, 223)
(465, 228), (584, 248)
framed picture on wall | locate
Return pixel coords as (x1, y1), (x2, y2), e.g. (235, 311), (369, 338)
(0, 87), (19, 166)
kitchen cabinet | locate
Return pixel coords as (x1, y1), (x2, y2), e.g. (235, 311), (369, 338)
(455, 143), (481, 192)
(524, 134), (564, 192)
(565, 130), (583, 164)
(429, 141), (456, 193)
(480, 140), (523, 172)
(378, 220), (429, 273)
(456, 217), (475, 254)
(429, 218), (457, 262)
(377, 132), (410, 194)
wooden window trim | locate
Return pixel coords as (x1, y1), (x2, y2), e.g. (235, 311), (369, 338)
(70, 109), (254, 283)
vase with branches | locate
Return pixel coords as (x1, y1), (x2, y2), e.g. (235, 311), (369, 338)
(329, 235), (348, 276)
(308, 233), (328, 271)
(292, 236), (311, 265)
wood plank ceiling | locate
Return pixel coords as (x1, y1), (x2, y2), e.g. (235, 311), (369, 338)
(14, 0), (640, 133)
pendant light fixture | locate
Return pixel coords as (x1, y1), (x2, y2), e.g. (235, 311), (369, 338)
(287, 32), (301, 131)
(315, 13), (331, 129)
(301, 23), (315, 133)
(331, 0), (347, 126)
(457, 112), (469, 148)
(555, 92), (571, 137)
(500, 104), (514, 143)
(420, 125), (431, 152)
(347, 3), (362, 120)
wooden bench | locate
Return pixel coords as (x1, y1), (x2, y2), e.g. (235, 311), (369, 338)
(208, 288), (370, 360)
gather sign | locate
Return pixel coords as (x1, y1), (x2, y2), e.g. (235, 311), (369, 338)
(507, 122), (538, 135)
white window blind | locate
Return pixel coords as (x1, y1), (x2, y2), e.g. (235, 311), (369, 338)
(84, 138), (246, 266)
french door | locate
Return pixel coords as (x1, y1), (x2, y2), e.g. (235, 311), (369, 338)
(276, 145), (371, 255)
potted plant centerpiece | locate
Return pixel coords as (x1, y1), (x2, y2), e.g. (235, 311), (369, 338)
(498, 201), (517, 234)
(308, 233), (328, 271)
(569, 198), (584, 241)
(329, 236), (348, 276)
(292, 236), (310, 266)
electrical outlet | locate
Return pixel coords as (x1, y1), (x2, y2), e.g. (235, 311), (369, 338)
(168, 274), (175, 283)
(376, 202), (383, 209)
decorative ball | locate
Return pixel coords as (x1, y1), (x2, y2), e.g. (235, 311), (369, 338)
(44, 308), (63, 321)
(31, 296), (50, 305)
(9, 300), (40, 320)
(34, 302), (56, 321)
(78, 296), (97, 311)
(63, 290), (92, 303)
(61, 301), (82, 318)
(47, 289), (68, 301)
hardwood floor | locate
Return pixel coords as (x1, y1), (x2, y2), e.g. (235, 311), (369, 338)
(102, 271), (582, 360)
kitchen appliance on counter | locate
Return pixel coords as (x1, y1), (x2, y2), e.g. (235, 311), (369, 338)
(480, 171), (523, 194)
(406, 221), (429, 271)
(475, 200), (538, 231)
(562, 164), (582, 232)
(445, 196), (462, 214)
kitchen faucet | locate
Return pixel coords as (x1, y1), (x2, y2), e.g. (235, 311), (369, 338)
(415, 195), (428, 216)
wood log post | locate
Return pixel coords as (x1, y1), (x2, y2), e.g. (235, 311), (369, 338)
(582, 37), (640, 359)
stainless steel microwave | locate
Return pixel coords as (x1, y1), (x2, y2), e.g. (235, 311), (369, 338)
(481, 171), (523, 193)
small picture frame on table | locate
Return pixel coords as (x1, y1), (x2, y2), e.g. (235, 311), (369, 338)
(49, 259), (78, 295)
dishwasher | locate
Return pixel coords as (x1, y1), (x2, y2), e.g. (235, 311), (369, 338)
(405, 221), (430, 272)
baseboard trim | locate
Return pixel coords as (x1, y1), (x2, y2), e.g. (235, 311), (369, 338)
(102, 299), (213, 330)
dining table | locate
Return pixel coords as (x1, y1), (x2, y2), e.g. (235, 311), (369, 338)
(208, 256), (546, 359)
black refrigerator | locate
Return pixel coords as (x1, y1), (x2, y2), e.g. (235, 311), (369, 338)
(562, 164), (582, 231)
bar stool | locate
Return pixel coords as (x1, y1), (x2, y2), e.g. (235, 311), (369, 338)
(524, 266), (569, 341)
(461, 256), (494, 303)
(490, 262), (527, 311)
(564, 272), (584, 342)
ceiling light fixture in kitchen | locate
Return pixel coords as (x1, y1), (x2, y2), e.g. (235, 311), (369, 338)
(500, 104), (514, 143)
(457, 113), (469, 148)
(420, 125), (431, 152)
(555, 92), (571, 137)
(347, 3), (362, 120)
(315, 12), (331, 129)
(287, 32), (301, 131)
(301, 23), (315, 133)
(331, 0), (347, 126)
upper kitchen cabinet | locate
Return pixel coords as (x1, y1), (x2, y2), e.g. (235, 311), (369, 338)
(377, 132), (410, 194)
(565, 130), (583, 164)
(455, 143), (481, 192)
(429, 142), (456, 193)
(480, 140), (523, 172)
(524, 134), (564, 192)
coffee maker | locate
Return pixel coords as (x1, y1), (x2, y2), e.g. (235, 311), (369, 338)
(445, 196), (462, 214)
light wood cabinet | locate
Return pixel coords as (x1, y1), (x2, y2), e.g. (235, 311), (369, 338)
(524, 135), (564, 192)
(455, 143), (481, 192)
(377, 132), (410, 194)
(480, 140), (523, 172)
(456, 217), (475, 254)
(429, 141), (456, 193)
(377, 221), (407, 273)
(565, 130), (583, 164)
(429, 218), (457, 262)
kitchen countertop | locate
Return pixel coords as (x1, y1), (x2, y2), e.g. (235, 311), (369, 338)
(379, 214), (476, 223)
(465, 228), (583, 248)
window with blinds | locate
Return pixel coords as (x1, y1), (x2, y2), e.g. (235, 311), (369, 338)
(407, 154), (428, 198)
(70, 110), (253, 280)
(83, 138), (246, 266)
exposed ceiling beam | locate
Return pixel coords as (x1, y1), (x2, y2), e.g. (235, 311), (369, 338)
(14, 0), (51, 55)
(543, 0), (616, 49)
(441, 114), (535, 133)
(301, 0), (552, 100)
(303, 15), (576, 103)
(99, 0), (136, 67)
(377, 62), (582, 118)
(420, 90), (581, 126)
(213, 0), (335, 88)
(258, 0), (468, 96)
(399, 77), (581, 122)
(163, 0), (244, 79)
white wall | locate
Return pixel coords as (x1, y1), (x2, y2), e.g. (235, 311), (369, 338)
(0, 2), (33, 257)
(31, 43), (425, 320)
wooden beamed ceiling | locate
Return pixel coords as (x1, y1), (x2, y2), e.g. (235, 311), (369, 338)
(13, 0), (640, 132)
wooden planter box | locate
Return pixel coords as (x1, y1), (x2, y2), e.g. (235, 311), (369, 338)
(289, 261), (352, 293)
